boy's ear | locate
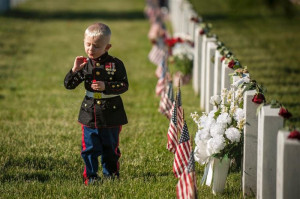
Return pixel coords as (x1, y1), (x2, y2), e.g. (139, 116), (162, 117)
(105, 44), (112, 51)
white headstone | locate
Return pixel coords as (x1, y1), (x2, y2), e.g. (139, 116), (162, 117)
(257, 105), (284, 199)
(220, 61), (233, 91)
(276, 130), (300, 199)
(182, 2), (190, 34)
(192, 26), (202, 95)
(213, 51), (222, 96)
(242, 90), (259, 197)
(200, 35), (216, 110)
(205, 41), (217, 112)
(187, 10), (198, 41)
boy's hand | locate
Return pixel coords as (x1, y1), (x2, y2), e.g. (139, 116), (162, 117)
(91, 80), (105, 91)
(72, 56), (87, 73)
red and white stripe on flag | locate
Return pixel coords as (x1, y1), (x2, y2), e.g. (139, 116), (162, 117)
(176, 167), (197, 199)
(173, 121), (191, 178)
(176, 151), (197, 199)
(177, 106), (184, 133)
(148, 45), (165, 66)
(167, 101), (178, 153)
(159, 92), (172, 119)
(155, 76), (166, 97)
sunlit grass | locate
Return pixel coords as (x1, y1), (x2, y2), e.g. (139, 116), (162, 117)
(3, 0), (296, 198)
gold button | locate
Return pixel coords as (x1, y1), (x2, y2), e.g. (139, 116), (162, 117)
(96, 63), (100, 66)
(112, 85), (115, 88)
(97, 100), (101, 105)
(117, 84), (120, 87)
(84, 104), (87, 107)
(113, 106), (116, 109)
(121, 83), (124, 86)
(111, 72), (114, 75)
(96, 71), (100, 75)
(109, 77), (112, 80)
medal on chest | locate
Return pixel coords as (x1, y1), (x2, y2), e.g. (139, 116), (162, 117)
(105, 62), (116, 75)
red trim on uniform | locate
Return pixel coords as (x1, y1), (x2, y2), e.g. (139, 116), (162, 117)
(81, 125), (88, 185)
(83, 166), (88, 185)
(81, 125), (86, 151)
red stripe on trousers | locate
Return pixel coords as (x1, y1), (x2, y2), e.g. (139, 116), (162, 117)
(81, 125), (88, 184)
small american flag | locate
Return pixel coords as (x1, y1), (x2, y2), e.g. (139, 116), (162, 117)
(155, 58), (167, 96)
(173, 121), (191, 178)
(148, 43), (166, 66)
(176, 151), (198, 199)
(177, 86), (184, 133)
(167, 100), (178, 153)
(159, 81), (174, 119)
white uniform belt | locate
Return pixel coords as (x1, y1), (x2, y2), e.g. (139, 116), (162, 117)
(86, 90), (119, 99)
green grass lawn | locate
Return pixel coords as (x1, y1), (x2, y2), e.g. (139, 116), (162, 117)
(3, 0), (297, 198)
(0, 0), (235, 198)
(189, 0), (300, 128)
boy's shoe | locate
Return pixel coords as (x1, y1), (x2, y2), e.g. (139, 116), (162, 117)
(103, 173), (119, 181)
(84, 176), (101, 185)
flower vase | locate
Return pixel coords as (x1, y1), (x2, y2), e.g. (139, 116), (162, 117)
(212, 157), (231, 195)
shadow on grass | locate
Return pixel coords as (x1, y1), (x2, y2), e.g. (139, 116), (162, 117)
(130, 171), (172, 181)
(2, 9), (145, 21)
(1, 171), (50, 183)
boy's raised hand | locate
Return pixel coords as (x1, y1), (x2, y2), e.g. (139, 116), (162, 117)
(72, 56), (87, 73)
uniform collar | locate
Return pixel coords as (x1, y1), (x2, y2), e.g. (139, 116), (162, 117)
(92, 52), (109, 63)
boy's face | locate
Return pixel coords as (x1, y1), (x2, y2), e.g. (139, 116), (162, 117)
(84, 35), (111, 59)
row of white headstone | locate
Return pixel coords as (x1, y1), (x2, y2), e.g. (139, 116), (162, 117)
(168, 0), (300, 198)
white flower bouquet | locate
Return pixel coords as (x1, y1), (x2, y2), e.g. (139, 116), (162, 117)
(191, 87), (246, 165)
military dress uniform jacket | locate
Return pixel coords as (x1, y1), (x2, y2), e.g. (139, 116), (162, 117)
(64, 52), (128, 128)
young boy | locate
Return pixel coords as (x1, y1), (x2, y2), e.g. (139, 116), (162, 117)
(64, 22), (128, 185)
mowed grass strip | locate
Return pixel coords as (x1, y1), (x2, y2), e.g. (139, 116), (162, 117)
(190, 0), (300, 127)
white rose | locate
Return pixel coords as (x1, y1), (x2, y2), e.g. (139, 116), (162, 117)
(207, 135), (226, 154)
(195, 129), (211, 143)
(203, 117), (216, 131)
(234, 108), (245, 122)
(225, 127), (241, 142)
(210, 95), (222, 106)
(217, 112), (232, 125)
(194, 144), (210, 165)
(210, 123), (225, 137)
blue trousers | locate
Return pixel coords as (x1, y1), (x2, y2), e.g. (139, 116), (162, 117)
(81, 125), (121, 181)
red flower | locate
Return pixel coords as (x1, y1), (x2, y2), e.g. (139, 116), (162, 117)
(190, 17), (199, 23)
(252, 93), (265, 104)
(83, 57), (87, 63)
(220, 56), (225, 62)
(279, 107), (292, 119)
(176, 37), (183, 43)
(288, 130), (300, 140)
(199, 29), (205, 35)
(164, 37), (182, 48)
(228, 60), (235, 68)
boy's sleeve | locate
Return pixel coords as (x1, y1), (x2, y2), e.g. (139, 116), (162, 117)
(64, 69), (84, 89)
(103, 59), (129, 95)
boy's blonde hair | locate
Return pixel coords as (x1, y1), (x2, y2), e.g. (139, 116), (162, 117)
(84, 23), (111, 39)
